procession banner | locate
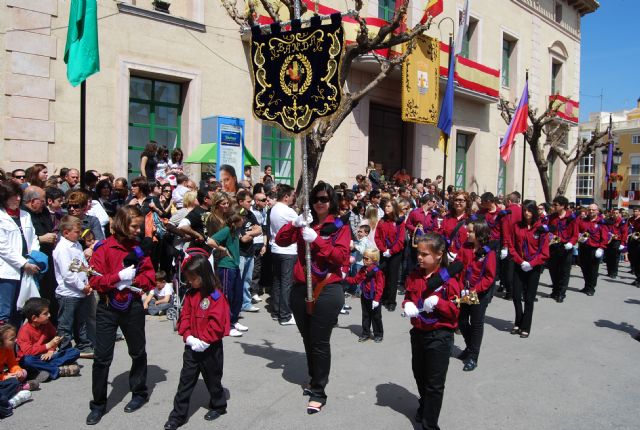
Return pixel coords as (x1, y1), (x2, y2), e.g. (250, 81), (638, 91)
(251, 14), (344, 135)
(401, 35), (440, 125)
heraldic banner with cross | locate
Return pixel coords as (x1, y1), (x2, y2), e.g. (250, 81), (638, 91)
(250, 13), (344, 135)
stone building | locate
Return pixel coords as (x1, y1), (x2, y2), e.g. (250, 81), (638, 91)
(1, 0), (598, 201)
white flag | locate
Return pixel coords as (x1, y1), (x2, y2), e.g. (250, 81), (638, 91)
(454, 0), (471, 56)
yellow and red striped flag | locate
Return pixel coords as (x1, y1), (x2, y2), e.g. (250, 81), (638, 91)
(420, 0), (444, 25)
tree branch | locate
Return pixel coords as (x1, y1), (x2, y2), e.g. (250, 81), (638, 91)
(259, 0), (280, 22)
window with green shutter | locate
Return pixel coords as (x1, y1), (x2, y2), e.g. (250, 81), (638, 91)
(378, 0), (395, 21)
(498, 157), (506, 196)
(455, 133), (469, 190)
(261, 125), (295, 185)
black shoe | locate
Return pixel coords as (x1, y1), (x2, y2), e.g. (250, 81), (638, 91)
(86, 410), (103, 425)
(343, 304), (352, 310)
(634, 333), (640, 342)
(504, 293), (512, 300)
(164, 420), (182, 430)
(358, 335), (370, 342)
(373, 336), (383, 343)
(458, 349), (470, 361)
(549, 292), (558, 299)
(124, 396), (148, 413)
(387, 304), (397, 312)
(579, 287), (589, 294)
(556, 296), (564, 303)
(463, 358), (477, 371)
(204, 409), (226, 421)
(585, 291), (594, 296)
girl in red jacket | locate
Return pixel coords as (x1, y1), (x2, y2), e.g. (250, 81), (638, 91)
(508, 201), (550, 338)
(86, 206), (155, 425)
(439, 190), (471, 258)
(275, 182), (350, 414)
(345, 248), (385, 343)
(164, 254), (230, 430)
(456, 219), (497, 371)
(374, 198), (406, 312)
(402, 233), (462, 430)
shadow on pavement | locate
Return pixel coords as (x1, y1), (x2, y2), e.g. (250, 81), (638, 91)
(185, 383), (231, 422)
(484, 315), (512, 332)
(106, 364), (168, 413)
(237, 340), (308, 387)
(594, 319), (638, 337)
(375, 382), (420, 429)
(625, 298), (640, 305)
(336, 324), (362, 338)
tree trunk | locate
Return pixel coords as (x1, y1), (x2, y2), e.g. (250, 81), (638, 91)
(556, 159), (578, 198)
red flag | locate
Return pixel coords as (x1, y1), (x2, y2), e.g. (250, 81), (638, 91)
(499, 80), (529, 162)
(420, 0), (444, 25)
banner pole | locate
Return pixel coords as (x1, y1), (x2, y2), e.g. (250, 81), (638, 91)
(80, 81), (86, 188)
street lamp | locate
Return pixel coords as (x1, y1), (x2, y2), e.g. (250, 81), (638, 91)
(601, 146), (624, 211)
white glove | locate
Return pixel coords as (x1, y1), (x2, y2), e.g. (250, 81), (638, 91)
(403, 302), (420, 318)
(301, 227), (318, 243)
(422, 296), (439, 313)
(595, 248), (604, 259)
(447, 252), (457, 261)
(115, 280), (130, 291)
(186, 336), (197, 349)
(118, 265), (136, 282)
(460, 289), (469, 298)
(293, 213), (312, 228)
(564, 242), (573, 250)
(383, 250), (391, 258)
(372, 301), (379, 310)
(193, 339), (210, 352)
(521, 261), (532, 272)
(619, 244), (625, 251)
(500, 248), (508, 260)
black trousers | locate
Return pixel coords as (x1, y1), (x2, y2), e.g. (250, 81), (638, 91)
(604, 240), (621, 277)
(360, 297), (383, 337)
(168, 342), (226, 424)
(90, 299), (148, 412)
(500, 255), (515, 294)
(579, 244), (601, 293)
(290, 283), (344, 404)
(410, 328), (453, 430)
(512, 266), (542, 333)
(381, 252), (402, 306)
(251, 250), (263, 296)
(629, 240), (640, 280)
(458, 290), (492, 361)
(548, 244), (572, 298)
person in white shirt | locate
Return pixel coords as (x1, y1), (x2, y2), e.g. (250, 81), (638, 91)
(143, 270), (174, 316)
(53, 215), (93, 355)
(269, 185), (298, 325)
(250, 192), (269, 301)
(171, 174), (190, 210)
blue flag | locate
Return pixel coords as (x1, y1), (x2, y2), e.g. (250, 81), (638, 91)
(437, 41), (455, 138)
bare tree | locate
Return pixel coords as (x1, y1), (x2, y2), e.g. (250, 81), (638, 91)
(499, 97), (610, 202)
(221, 0), (432, 194)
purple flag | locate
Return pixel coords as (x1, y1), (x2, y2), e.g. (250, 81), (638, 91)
(605, 127), (613, 182)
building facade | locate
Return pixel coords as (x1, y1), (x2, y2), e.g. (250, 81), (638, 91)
(1, 0), (597, 201)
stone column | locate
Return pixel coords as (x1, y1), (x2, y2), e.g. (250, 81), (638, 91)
(3, 0), (58, 170)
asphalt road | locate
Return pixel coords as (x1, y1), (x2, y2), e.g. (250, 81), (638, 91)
(7, 262), (640, 430)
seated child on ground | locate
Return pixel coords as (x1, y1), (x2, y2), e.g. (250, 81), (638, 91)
(0, 324), (36, 418)
(143, 270), (174, 316)
(16, 298), (81, 379)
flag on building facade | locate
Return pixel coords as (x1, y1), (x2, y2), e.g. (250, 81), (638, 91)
(499, 80), (529, 162)
(64, 0), (100, 87)
(420, 0), (444, 25)
(454, 0), (471, 56)
(437, 40), (456, 155)
(401, 35), (440, 125)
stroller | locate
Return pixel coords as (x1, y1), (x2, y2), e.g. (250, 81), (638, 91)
(166, 247), (211, 331)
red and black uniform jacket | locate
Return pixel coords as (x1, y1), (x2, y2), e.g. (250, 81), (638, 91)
(276, 214), (351, 286)
(577, 216), (609, 249)
(500, 203), (522, 250)
(406, 207), (439, 235)
(438, 213), (468, 253)
(403, 268), (462, 332)
(508, 221), (550, 268)
(89, 236), (155, 302)
(547, 210), (579, 246)
(455, 243), (497, 295)
(374, 217), (406, 256)
(178, 288), (230, 344)
(607, 216), (628, 244)
(477, 208), (502, 243)
(627, 216), (640, 245)
(344, 264), (384, 302)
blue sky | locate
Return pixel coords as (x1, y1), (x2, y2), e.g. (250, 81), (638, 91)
(579, 0), (640, 121)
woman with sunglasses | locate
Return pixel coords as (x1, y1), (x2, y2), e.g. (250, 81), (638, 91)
(275, 182), (350, 415)
(439, 191), (471, 260)
(508, 201), (550, 338)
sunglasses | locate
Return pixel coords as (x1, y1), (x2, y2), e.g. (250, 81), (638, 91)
(257, 198), (267, 202)
(312, 196), (330, 204)
(14, 175), (25, 179)
(163, 189), (171, 193)
(67, 204), (82, 210)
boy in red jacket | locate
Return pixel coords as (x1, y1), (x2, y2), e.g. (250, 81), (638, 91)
(345, 248), (385, 342)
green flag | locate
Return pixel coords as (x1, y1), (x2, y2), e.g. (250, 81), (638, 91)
(64, 0), (100, 86)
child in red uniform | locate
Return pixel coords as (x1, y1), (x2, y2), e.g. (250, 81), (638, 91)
(345, 248), (385, 342)
(375, 199), (406, 311)
(164, 254), (230, 430)
(403, 233), (461, 430)
(438, 190), (471, 258)
(456, 220), (497, 372)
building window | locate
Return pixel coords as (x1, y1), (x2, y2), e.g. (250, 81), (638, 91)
(632, 135), (640, 144)
(501, 39), (512, 87)
(551, 60), (562, 95)
(630, 181), (640, 191)
(459, 17), (478, 60)
(378, 0), (395, 21)
(261, 125), (295, 185)
(128, 76), (182, 179)
(631, 156), (640, 175)
(497, 158), (506, 196)
(555, 2), (563, 23)
(576, 153), (594, 198)
(455, 133), (470, 190)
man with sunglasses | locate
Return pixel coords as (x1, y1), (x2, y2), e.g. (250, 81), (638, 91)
(251, 192), (269, 301)
(11, 169), (26, 187)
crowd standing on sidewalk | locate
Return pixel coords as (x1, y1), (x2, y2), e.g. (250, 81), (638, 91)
(0, 159), (638, 429)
